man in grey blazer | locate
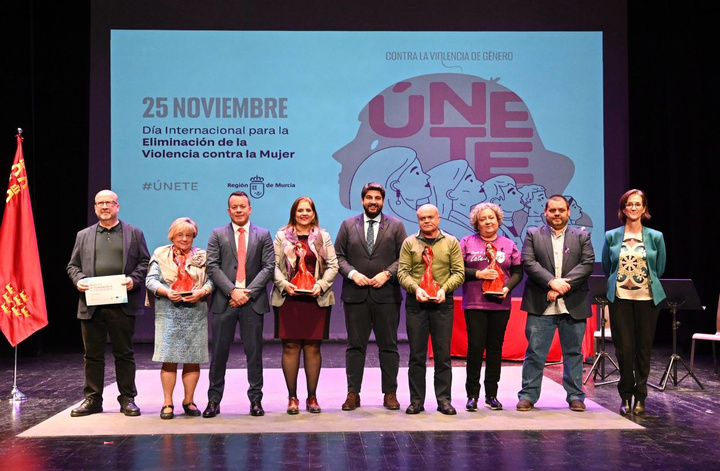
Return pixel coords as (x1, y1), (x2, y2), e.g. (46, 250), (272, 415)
(203, 191), (275, 418)
(516, 195), (594, 412)
(335, 182), (407, 411)
(67, 189), (150, 417)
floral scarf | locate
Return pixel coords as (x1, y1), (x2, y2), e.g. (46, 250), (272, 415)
(281, 226), (327, 279)
(151, 244), (208, 289)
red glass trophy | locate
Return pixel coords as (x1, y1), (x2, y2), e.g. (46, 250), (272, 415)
(482, 242), (505, 295)
(172, 248), (195, 295)
(290, 242), (316, 293)
(419, 246), (440, 299)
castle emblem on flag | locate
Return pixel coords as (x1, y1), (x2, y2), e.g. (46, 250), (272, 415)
(1, 283), (31, 318)
(6, 158), (28, 204)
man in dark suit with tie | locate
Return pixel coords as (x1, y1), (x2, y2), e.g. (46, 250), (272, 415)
(516, 195), (594, 412)
(67, 189), (150, 417)
(335, 183), (407, 411)
(203, 191), (275, 418)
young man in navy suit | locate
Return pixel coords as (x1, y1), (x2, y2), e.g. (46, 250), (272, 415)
(335, 183), (407, 411)
(203, 191), (275, 417)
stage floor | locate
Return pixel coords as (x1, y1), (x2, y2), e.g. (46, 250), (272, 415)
(20, 366), (640, 437)
(2, 341), (720, 470)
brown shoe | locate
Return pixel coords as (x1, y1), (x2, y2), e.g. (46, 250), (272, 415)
(287, 397), (299, 415)
(342, 392), (360, 411)
(383, 392), (400, 410)
(306, 396), (322, 413)
(516, 399), (534, 411)
(569, 399), (586, 412)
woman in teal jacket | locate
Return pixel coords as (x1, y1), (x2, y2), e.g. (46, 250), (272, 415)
(602, 189), (666, 416)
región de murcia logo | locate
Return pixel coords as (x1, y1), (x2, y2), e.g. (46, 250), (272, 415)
(249, 175), (265, 199)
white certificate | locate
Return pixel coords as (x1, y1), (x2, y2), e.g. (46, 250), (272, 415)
(85, 275), (129, 306)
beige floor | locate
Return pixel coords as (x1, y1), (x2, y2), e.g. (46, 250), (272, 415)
(20, 366), (642, 437)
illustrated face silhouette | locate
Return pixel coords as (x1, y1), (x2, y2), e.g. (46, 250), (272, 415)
(391, 158), (431, 202)
(570, 199), (583, 217)
(526, 190), (547, 214)
(494, 184), (524, 213)
(450, 167), (486, 209)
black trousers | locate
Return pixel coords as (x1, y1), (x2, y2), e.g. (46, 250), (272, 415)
(608, 298), (660, 401)
(464, 309), (510, 398)
(344, 297), (400, 394)
(406, 297), (454, 405)
(80, 305), (137, 404)
(208, 303), (264, 403)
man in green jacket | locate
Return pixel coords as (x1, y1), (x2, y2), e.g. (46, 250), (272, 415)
(398, 204), (464, 415)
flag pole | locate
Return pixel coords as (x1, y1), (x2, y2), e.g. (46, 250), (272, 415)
(9, 345), (27, 402)
(7, 128), (27, 402)
(2, 126), (47, 402)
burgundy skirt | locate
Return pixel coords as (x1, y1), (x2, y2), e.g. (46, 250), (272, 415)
(274, 294), (331, 340)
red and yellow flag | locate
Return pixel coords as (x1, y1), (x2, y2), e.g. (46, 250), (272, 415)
(0, 133), (48, 346)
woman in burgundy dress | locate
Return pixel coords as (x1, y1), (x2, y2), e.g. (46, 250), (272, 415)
(272, 196), (338, 414)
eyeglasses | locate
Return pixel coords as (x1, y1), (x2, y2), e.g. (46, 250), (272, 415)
(95, 201), (118, 207)
(625, 202), (643, 208)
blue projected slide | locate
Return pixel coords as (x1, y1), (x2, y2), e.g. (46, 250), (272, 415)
(111, 31), (603, 253)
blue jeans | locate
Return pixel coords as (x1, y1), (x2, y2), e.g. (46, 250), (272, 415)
(518, 313), (586, 404)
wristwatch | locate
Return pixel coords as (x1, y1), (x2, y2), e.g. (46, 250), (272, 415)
(384, 270), (392, 279)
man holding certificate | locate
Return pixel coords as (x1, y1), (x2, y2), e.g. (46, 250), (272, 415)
(67, 189), (150, 417)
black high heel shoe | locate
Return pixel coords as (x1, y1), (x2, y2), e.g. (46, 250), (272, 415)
(619, 399), (632, 416)
(160, 404), (174, 420)
(182, 402), (201, 416)
(633, 399), (646, 415)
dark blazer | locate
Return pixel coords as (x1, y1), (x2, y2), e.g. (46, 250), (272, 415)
(602, 225), (666, 305)
(520, 224), (595, 319)
(335, 213), (407, 304)
(206, 222), (275, 315)
(67, 221), (150, 319)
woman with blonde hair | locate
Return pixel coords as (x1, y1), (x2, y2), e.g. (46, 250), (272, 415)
(146, 217), (213, 419)
(460, 202), (523, 411)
